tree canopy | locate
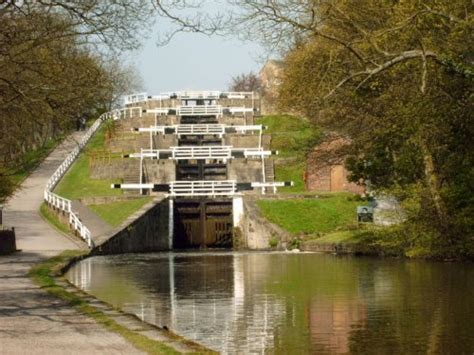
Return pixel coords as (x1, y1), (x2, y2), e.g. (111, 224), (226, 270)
(266, 0), (473, 256)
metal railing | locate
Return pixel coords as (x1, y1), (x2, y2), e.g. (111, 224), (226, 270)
(169, 180), (237, 197)
(43, 106), (141, 248)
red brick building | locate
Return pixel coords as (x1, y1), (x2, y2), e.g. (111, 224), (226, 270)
(305, 137), (364, 194)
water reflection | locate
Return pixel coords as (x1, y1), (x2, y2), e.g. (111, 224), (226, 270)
(67, 252), (474, 354)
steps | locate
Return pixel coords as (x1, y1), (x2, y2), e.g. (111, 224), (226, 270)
(264, 158), (275, 183)
(264, 158), (275, 194)
(122, 159), (141, 195)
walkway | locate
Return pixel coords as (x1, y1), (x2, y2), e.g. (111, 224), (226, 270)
(0, 133), (144, 354)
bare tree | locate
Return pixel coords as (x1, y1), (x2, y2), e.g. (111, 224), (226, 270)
(229, 72), (261, 92)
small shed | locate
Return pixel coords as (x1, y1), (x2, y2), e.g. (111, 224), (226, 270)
(306, 136), (364, 194)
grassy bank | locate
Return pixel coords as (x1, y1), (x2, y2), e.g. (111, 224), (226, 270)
(53, 124), (150, 227)
(256, 114), (320, 192)
(257, 193), (360, 234)
(29, 251), (213, 354)
(89, 197), (152, 227)
(257, 194), (455, 258)
(255, 192), (400, 255)
(54, 126), (122, 199)
(39, 202), (71, 236)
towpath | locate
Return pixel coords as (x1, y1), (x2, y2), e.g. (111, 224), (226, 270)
(0, 132), (144, 354)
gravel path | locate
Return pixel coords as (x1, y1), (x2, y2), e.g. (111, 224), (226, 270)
(1, 133), (144, 354)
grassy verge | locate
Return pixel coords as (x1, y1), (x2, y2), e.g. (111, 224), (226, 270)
(39, 202), (72, 236)
(257, 193), (360, 235)
(256, 114), (320, 192)
(29, 251), (212, 354)
(89, 197), (152, 227)
(54, 126), (122, 199)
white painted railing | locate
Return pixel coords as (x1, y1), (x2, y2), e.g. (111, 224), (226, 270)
(176, 105), (223, 116)
(169, 180), (237, 197)
(171, 146), (232, 160)
(44, 191), (72, 212)
(129, 146), (274, 160)
(43, 106), (141, 248)
(117, 107), (142, 120)
(142, 91), (254, 100)
(133, 124), (263, 137)
(228, 107), (254, 114)
(124, 93), (148, 105)
(176, 124), (225, 137)
(124, 91), (255, 107)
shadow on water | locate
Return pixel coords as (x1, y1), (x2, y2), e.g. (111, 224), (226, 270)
(66, 251), (474, 354)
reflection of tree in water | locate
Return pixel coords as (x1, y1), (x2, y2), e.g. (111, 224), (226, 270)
(68, 254), (474, 354)
(347, 261), (474, 354)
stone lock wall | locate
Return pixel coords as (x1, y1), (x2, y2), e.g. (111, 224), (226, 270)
(92, 197), (170, 255)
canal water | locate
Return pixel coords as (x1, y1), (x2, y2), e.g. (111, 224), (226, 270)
(66, 252), (474, 354)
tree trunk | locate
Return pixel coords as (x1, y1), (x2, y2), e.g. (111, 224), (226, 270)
(420, 140), (448, 229)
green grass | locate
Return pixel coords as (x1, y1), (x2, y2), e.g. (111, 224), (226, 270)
(1, 137), (63, 202)
(256, 193), (360, 235)
(10, 137), (63, 186)
(29, 251), (213, 354)
(39, 202), (71, 235)
(54, 127), (122, 199)
(256, 114), (320, 158)
(256, 115), (320, 192)
(89, 197), (152, 227)
(308, 230), (360, 244)
(274, 161), (306, 192)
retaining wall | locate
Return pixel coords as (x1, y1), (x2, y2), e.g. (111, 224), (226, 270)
(92, 197), (170, 255)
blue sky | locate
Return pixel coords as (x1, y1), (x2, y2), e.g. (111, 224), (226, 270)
(128, 20), (264, 94)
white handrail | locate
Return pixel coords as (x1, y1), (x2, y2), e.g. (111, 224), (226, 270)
(128, 91), (254, 101)
(169, 180), (237, 197)
(128, 146), (275, 160)
(176, 105), (223, 116)
(43, 106), (141, 248)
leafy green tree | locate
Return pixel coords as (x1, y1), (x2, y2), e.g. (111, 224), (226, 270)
(233, 0), (473, 255)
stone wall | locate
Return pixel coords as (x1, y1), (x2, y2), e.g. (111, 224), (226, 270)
(144, 160), (176, 183)
(92, 197), (170, 255)
(234, 197), (291, 249)
(227, 160), (263, 182)
(224, 135), (260, 148)
(90, 159), (139, 180)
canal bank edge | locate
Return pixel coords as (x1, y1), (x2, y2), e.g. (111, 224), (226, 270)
(28, 250), (217, 355)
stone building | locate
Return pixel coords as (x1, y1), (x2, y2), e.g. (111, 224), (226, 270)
(259, 59), (284, 114)
(306, 136), (364, 194)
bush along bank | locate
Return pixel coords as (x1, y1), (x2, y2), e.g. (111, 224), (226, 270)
(256, 192), (473, 260)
